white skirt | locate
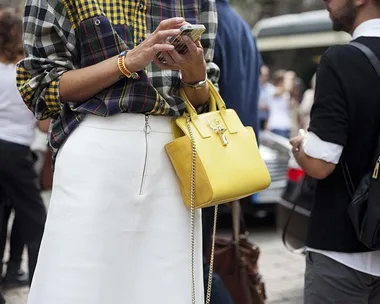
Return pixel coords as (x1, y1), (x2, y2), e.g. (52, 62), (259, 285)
(27, 113), (204, 304)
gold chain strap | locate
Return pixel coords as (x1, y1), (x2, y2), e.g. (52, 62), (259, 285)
(186, 115), (218, 304)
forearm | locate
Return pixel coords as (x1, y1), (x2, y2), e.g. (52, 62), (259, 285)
(38, 119), (50, 133)
(294, 149), (335, 180)
(59, 55), (123, 102)
(181, 65), (209, 107)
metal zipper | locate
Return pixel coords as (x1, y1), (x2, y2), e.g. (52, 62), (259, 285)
(139, 115), (151, 194)
(373, 157), (380, 179)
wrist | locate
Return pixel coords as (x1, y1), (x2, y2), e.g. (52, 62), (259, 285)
(181, 61), (207, 84)
(123, 51), (138, 73)
(119, 51), (140, 80)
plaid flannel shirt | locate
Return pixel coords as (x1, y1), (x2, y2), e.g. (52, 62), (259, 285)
(16, 0), (219, 161)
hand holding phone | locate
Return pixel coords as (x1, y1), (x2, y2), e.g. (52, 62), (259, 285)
(156, 24), (206, 63)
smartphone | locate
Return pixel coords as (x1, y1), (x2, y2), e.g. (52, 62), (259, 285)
(156, 24), (206, 63)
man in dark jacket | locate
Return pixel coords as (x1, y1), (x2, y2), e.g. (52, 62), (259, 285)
(290, 0), (380, 302)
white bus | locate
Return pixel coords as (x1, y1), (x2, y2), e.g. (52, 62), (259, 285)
(253, 10), (351, 87)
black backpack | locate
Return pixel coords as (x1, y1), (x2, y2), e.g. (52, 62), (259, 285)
(343, 41), (380, 250)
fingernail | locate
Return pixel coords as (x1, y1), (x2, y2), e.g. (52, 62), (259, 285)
(176, 17), (184, 22)
(182, 35), (189, 41)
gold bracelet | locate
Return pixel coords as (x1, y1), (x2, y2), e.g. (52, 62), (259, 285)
(118, 51), (140, 80)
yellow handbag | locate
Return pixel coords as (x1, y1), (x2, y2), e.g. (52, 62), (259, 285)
(165, 80), (271, 304)
(165, 80), (271, 209)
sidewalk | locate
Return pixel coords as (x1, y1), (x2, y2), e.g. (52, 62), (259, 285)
(253, 228), (304, 304)
(2, 228), (304, 304)
(3, 190), (305, 303)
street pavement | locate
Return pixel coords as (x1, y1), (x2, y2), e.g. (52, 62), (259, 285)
(2, 228), (305, 304)
(2, 193), (305, 304)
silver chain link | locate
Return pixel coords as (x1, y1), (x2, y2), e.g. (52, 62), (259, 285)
(186, 115), (218, 304)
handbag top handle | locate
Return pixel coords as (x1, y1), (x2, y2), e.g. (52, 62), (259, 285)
(179, 79), (224, 120)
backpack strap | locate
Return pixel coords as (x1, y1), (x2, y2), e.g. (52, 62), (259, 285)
(341, 42), (380, 197)
(350, 42), (380, 78)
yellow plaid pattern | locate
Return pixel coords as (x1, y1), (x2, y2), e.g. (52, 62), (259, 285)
(133, 1), (147, 46)
(16, 66), (62, 119)
(16, 67), (34, 110)
(45, 79), (63, 113)
(63, 0), (145, 45)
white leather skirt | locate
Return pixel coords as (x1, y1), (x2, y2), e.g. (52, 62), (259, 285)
(27, 113), (204, 304)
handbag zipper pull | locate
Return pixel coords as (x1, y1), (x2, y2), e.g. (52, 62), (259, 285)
(373, 157), (380, 179)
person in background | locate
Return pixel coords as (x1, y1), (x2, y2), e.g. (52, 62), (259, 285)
(290, 0), (380, 302)
(266, 70), (292, 138)
(259, 65), (275, 130)
(0, 8), (47, 286)
(298, 73), (316, 130)
(213, 0), (261, 133)
(0, 200), (28, 288)
(31, 120), (51, 176)
(202, 0), (261, 302)
(0, 118), (50, 290)
(289, 76), (304, 137)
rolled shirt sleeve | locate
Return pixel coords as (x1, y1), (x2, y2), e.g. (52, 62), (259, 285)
(16, 0), (77, 120)
(303, 131), (344, 164)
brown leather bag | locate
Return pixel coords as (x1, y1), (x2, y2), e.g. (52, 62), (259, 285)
(213, 201), (266, 304)
(40, 149), (53, 191)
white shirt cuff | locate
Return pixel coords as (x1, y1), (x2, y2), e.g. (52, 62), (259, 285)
(303, 132), (344, 164)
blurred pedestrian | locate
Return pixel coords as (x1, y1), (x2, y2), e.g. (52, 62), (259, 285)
(298, 73), (316, 130)
(266, 70), (292, 138)
(259, 65), (275, 130)
(0, 7), (46, 286)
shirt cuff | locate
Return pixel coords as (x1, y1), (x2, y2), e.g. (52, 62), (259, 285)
(303, 132), (344, 164)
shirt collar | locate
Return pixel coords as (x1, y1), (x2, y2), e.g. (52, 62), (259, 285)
(352, 18), (380, 40)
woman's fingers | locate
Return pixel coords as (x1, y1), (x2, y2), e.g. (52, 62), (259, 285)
(167, 50), (184, 64)
(155, 17), (184, 32)
(153, 55), (181, 71)
(182, 36), (198, 53)
(153, 56), (173, 70)
(161, 52), (176, 65)
(152, 43), (175, 54)
(150, 29), (180, 45)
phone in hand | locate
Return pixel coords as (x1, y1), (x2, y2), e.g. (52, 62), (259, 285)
(156, 24), (206, 63)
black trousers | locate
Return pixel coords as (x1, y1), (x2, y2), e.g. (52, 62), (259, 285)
(0, 200), (25, 271)
(0, 139), (46, 284)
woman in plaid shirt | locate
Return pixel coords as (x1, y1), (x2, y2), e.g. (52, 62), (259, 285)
(17, 0), (219, 303)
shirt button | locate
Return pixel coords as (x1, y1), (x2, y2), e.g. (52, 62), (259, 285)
(137, 38), (144, 44)
(138, 3), (144, 10)
(94, 19), (101, 26)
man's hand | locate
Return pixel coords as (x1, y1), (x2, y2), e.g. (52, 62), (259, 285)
(290, 132), (336, 180)
(290, 134), (305, 154)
